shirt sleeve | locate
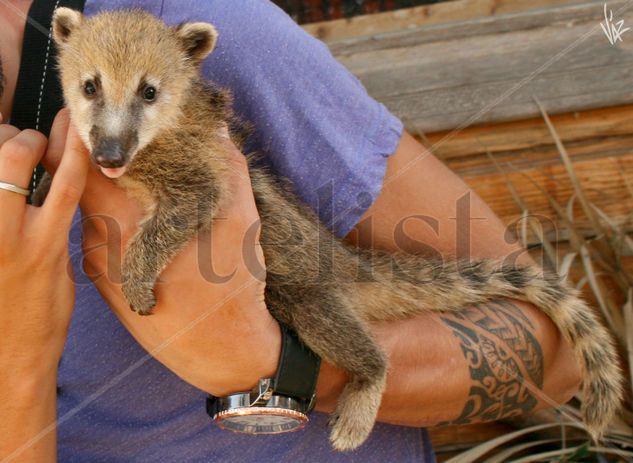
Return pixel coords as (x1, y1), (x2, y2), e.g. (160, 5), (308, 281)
(161, 0), (404, 237)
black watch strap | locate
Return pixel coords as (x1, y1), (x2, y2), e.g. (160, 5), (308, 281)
(272, 324), (321, 410)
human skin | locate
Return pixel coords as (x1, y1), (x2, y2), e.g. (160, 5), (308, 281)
(0, 1), (581, 460)
(0, 113), (89, 461)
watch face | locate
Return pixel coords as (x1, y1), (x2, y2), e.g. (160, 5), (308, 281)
(215, 407), (308, 434)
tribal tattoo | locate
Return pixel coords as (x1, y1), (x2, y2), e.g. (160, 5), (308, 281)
(439, 300), (545, 425)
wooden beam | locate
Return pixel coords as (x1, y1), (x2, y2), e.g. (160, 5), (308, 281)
(327, 1), (608, 56)
(303, 0), (585, 42)
(422, 104), (633, 246)
(321, 1), (633, 133)
(425, 105), (633, 161)
(461, 152), (633, 240)
(304, 1), (633, 254)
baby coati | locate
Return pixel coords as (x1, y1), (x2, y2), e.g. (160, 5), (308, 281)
(49, 7), (622, 451)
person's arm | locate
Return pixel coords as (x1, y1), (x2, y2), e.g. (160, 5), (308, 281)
(0, 113), (89, 461)
(314, 131), (582, 426)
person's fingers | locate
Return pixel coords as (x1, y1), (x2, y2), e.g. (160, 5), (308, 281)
(75, 108), (130, 217)
(223, 142), (260, 223)
(41, 109), (71, 175)
(77, 134), (143, 242)
(0, 125), (39, 242)
(217, 141), (265, 279)
(0, 128), (48, 219)
(78, 157), (141, 250)
(41, 123), (90, 230)
(0, 124), (21, 145)
(0, 129), (47, 190)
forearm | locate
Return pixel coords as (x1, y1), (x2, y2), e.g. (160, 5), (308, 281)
(315, 297), (578, 426)
(1, 368), (57, 462)
(313, 130), (581, 426)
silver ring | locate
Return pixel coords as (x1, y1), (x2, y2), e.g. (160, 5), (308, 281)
(0, 181), (30, 196)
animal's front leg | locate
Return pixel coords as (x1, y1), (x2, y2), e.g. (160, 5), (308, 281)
(122, 205), (198, 315)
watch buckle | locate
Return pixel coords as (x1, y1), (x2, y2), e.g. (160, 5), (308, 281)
(250, 378), (274, 406)
(306, 392), (317, 412)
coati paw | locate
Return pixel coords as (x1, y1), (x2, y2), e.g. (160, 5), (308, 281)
(328, 408), (374, 452)
(327, 376), (386, 452)
(122, 280), (157, 315)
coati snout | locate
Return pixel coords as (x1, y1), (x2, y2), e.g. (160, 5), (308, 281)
(89, 126), (138, 178)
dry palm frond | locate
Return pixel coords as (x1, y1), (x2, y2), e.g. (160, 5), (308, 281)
(623, 289), (633, 401)
(445, 423), (585, 463)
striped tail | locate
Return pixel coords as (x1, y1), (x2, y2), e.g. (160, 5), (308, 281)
(357, 254), (623, 438)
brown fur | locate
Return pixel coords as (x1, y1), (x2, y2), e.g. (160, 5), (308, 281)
(49, 8), (623, 451)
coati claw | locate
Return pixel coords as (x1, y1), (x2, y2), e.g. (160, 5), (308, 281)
(122, 279), (157, 315)
(129, 304), (154, 316)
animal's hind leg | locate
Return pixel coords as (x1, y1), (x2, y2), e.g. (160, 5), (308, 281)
(328, 367), (387, 452)
(285, 298), (387, 451)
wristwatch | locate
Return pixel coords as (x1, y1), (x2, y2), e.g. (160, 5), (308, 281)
(206, 324), (321, 434)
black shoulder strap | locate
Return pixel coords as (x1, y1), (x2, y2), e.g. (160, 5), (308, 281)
(10, 0), (86, 195)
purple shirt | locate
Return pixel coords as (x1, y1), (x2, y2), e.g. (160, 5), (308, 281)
(58, 0), (435, 461)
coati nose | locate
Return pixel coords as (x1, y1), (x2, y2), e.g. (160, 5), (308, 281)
(93, 138), (126, 168)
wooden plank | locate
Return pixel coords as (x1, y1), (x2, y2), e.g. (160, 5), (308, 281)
(417, 105), (633, 246)
(327, 1), (607, 56)
(425, 105), (633, 161)
(328, 1), (633, 132)
(305, 2), (633, 246)
(461, 152), (633, 239)
(303, 0), (585, 42)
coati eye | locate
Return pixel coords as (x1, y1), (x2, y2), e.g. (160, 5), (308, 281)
(83, 80), (97, 97)
(142, 86), (157, 102)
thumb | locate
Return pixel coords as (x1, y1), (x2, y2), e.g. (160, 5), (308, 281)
(41, 108), (72, 174)
(41, 121), (90, 229)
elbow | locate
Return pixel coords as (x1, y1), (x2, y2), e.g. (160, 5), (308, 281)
(539, 337), (583, 409)
(549, 365), (582, 407)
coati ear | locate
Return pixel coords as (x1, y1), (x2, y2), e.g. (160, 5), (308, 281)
(175, 23), (218, 63)
(52, 7), (83, 45)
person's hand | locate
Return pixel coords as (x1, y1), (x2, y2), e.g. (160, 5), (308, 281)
(0, 110), (89, 462)
(47, 110), (281, 396)
(0, 110), (88, 386)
